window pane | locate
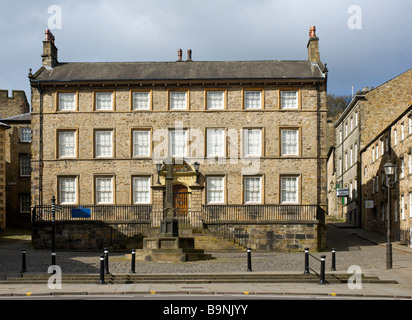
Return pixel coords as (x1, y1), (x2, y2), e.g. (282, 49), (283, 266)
(133, 177), (151, 204)
(207, 128), (225, 157)
(20, 128), (32, 142)
(133, 92), (150, 110)
(170, 130), (187, 156)
(281, 177), (298, 203)
(20, 155), (31, 176)
(96, 131), (113, 157)
(60, 177), (76, 204)
(281, 91), (298, 109)
(244, 177), (261, 203)
(170, 92), (187, 110)
(244, 91), (261, 109)
(133, 131), (150, 157)
(96, 92), (113, 110)
(244, 129), (261, 156)
(207, 177), (224, 203)
(59, 131), (76, 157)
(281, 130), (298, 155)
(96, 178), (113, 204)
(207, 91), (224, 109)
(59, 93), (76, 111)
(20, 194), (31, 213)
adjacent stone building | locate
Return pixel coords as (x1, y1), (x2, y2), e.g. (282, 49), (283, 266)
(29, 27), (328, 250)
(0, 122), (11, 230)
(360, 105), (412, 246)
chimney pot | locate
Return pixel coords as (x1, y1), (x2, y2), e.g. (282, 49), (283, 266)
(187, 49), (192, 62)
(177, 49), (183, 62)
(309, 26), (316, 38)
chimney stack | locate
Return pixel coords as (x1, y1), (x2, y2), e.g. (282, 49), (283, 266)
(42, 29), (58, 69)
(177, 49), (183, 62)
(307, 26), (320, 63)
(187, 49), (192, 62)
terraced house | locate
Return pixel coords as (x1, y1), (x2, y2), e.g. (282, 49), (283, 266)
(29, 27), (328, 251)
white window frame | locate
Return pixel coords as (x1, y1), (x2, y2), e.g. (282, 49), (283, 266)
(281, 129), (299, 156)
(169, 129), (188, 157)
(133, 130), (151, 157)
(59, 177), (77, 205)
(244, 91), (262, 110)
(20, 127), (32, 143)
(169, 91), (188, 110)
(244, 176), (262, 204)
(401, 195), (405, 220)
(401, 158), (405, 178)
(95, 177), (114, 204)
(280, 91), (298, 109)
(281, 176), (299, 204)
(95, 130), (113, 158)
(58, 130), (76, 158)
(394, 129), (397, 146)
(206, 128), (225, 158)
(243, 128), (262, 157)
(95, 92), (113, 111)
(58, 92), (76, 111)
(132, 177), (151, 204)
(206, 91), (225, 110)
(401, 123), (405, 141)
(133, 91), (151, 110)
(206, 176), (225, 204)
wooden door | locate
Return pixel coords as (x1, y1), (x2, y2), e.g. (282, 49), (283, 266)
(173, 185), (189, 215)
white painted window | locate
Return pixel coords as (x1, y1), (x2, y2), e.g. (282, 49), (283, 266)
(401, 158), (405, 178)
(244, 176), (262, 204)
(133, 130), (151, 157)
(394, 129), (397, 145)
(207, 91), (225, 110)
(133, 92), (150, 110)
(281, 129), (299, 156)
(95, 130), (113, 157)
(95, 92), (113, 110)
(58, 93), (76, 111)
(401, 123), (405, 141)
(244, 91), (262, 109)
(280, 91), (298, 109)
(401, 195), (405, 220)
(133, 177), (151, 204)
(207, 176), (225, 204)
(169, 91), (187, 110)
(20, 127), (32, 143)
(59, 177), (77, 204)
(206, 128), (225, 157)
(243, 129), (262, 157)
(281, 176), (299, 203)
(58, 131), (76, 158)
(170, 130), (187, 157)
(95, 177), (113, 204)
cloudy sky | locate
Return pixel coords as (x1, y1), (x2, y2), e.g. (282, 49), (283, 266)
(0, 0), (410, 101)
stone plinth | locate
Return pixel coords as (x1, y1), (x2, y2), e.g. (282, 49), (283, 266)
(136, 236), (213, 262)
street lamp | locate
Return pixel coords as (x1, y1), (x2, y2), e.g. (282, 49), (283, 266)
(383, 160), (395, 269)
(156, 163), (162, 185)
(194, 162), (200, 184)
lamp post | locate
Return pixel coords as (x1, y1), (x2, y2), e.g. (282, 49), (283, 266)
(156, 163), (162, 185)
(194, 162), (200, 184)
(383, 160), (395, 270)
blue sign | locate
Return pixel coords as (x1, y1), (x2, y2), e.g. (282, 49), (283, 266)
(71, 206), (91, 218)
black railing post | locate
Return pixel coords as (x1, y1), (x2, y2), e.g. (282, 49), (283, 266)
(104, 248), (109, 274)
(99, 254), (105, 284)
(51, 196), (56, 269)
(21, 249), (27, 273)
(331, 248), (336, 271)
(304, 248), (310, 274)
(319, 255), (326, 285)
(247, 248), (252, 272)
(131, 249), (136, 274)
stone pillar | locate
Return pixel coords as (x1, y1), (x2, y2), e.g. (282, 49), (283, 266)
(151, 185), (165, 227)
(190, 184), (204, 227)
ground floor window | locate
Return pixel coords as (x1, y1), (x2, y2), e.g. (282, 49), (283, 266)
(133, 177), (151, 204)
(281, 176), (299, 203)
(244, 176), (262, 204)
(95, 177), (114, 204)
(206, 176), (225, 204)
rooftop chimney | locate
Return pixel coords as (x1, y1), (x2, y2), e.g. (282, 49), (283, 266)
(186, 49), (192, 62)
(307, 26), (320, 63)
(177, 49), (183, 62)
(42, 29), (58, 69)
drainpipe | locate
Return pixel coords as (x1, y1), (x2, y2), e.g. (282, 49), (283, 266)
(37, 81), (44, 206)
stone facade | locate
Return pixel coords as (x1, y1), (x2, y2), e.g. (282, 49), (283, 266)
(0, 123), (11, 229)
(0, 90), (29, 120)
(360, 106), (412, 245)
(30, 28), (328, 251)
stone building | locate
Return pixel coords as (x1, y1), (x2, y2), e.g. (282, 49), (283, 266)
(331, 68), (412, 225)
(360, 105), (412, 246)
(29, 27), (328, 251)
(0, 122), (11, 230)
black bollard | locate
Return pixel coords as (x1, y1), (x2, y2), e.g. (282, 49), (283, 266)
(319, 255), (326, 285)
(247, 248), (252, 272)
(131, 249), (136, 274)
(104, 248), (109, 274)
(304, 248), (310, 274)
(21, 249), (27, 273)
(331, 248), (336, 271)
(99, 254), (105, 284)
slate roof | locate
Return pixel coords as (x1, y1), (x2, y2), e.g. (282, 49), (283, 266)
(31, 60), (326, 83)
(0, 113), (31, 122)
